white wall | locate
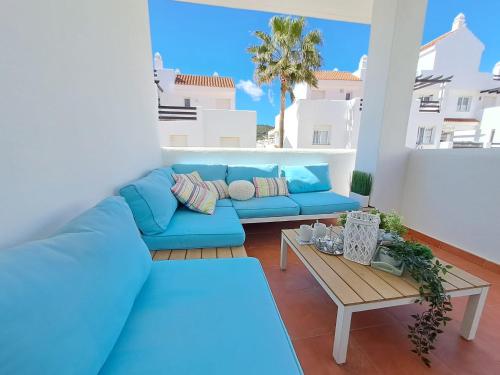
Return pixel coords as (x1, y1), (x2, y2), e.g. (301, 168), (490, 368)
(162, 147), (356, 196)
(0, 0), (161, 249)
(203, 110), (256, 147)
(401, 149), (500, 264)
(480, 107), (500, 146)
(158, 109), (256, 147)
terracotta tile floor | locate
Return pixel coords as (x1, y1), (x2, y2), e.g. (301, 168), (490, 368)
(243, 220), (500, 375)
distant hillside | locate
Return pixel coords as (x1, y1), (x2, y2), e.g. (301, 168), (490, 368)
(257, 125), (274, 140)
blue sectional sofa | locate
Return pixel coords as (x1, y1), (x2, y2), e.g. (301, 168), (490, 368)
(0, 197), (302, 375)
(120, 163), (359, 250)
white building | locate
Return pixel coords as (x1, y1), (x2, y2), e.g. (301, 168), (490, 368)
(276, 67), (365, 148)
(154, 53), (257, 148)
(280, 13), (500, 150)
(407, 13), (500, 149)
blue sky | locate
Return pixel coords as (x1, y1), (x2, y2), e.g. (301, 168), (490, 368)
(148, 0), (499, 125)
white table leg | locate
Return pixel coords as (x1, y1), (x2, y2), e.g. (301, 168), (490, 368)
(460, 287), (489, 340)
(280, 236), (288, 271)
(333, 306), (352, 364)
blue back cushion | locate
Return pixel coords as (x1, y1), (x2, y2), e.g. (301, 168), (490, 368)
(227, 164), (278, 184)
(0, 197), (152, 375)
(172, 164), (227, 181)
(119, 168), (177, 235)
(280, 164), (332, 193)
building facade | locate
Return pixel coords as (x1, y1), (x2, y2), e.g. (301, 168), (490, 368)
(154, 53), (256, 148)
(279, 13), (500, 150)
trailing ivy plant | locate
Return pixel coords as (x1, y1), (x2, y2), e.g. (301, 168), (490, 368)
(337, 211), (452, 366)
(385, 241), (453, 367)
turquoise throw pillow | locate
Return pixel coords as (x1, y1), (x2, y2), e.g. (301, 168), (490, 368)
(120, 168), (178, 235)
(280, 164), (332, 193)
(227, 164), (278, 184)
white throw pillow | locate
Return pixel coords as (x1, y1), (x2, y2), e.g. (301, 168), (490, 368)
(228, 180), (255, 201)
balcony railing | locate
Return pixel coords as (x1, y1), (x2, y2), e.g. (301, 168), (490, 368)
(418, 100), (440, 113)
(158, 105), (197, 121)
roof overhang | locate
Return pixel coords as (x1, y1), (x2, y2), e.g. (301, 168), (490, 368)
(444, 118), (480, 126)
(175, 0), (374, 24)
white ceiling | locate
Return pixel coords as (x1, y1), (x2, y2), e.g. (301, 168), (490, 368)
(176, 0), (374, 24)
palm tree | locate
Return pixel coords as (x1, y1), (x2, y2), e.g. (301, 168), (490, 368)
(248, 16), (322, 148)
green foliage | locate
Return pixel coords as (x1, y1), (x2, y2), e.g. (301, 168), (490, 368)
(350, 170), (372, 196)
(385, 241), (453, 367)
(248, 16), (322, 147)
(337, 212), (347, 227)
(338, 209), (407, 238)
(256, 125), (274, 140)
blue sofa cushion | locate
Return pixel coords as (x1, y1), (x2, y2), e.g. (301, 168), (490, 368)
(281, 164), (332, 193)
(216, 198), (233, 207)
(232, 196), (300, 219)
(289, 191), (360, 215)
(100, 258), (303, 375)
(172, 163), (227, 181)
(142, 206), (245, 250)
(227, 164), (278, 184)
(119, 168), (178, 235)
(0, 197), (152, 375)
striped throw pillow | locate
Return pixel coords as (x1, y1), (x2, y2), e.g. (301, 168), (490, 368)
(172, 171), (202, 184)
(198, 180), (229, 199)
(253, 177), (289, 198)
(171, 178), (217, 215)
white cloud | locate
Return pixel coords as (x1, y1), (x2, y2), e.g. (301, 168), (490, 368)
(236, 80), (264, 101)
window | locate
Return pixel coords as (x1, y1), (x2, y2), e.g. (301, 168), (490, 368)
(170, 135), (188, 147)
(420, 95), (433, 102)
(345, 92), (352, 100)
(416, 127), (434, 145)
(312, 130), (330, 145)
(184, 98), (191, 107)
(219, 137), (240, 147)
(457, 96), (472, 112)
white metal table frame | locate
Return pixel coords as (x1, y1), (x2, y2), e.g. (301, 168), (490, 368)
(280, 234), (490, 365)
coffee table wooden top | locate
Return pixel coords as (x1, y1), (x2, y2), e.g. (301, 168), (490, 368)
(282, 228), (489, 307)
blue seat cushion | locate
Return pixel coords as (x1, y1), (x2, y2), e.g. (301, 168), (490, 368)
(232, 196), (300, 219)
(289, 191), (360, 215)
(100, 258), (303, 375)
(0, 197), (152, 375)
(281, 164), (332, 193)
(142, 207), (245, 250)
(172, 164), (227, 181)
(216, 198), (233, 207)
(120, 168), (178, 235)
(227, 164), (278, 184)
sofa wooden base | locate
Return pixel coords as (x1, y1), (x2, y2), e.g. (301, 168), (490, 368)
(150, 246), (247, 261)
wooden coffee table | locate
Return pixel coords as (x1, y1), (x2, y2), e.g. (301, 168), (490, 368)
(280, 228), (490, 364)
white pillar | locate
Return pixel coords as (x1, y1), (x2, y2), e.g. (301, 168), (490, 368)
(355, 0), (428, 212)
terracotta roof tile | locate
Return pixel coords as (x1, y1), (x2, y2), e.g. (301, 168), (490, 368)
(175, 74), (234, 88)
(420, 30), (455, 51)
(314, 71), (361, 81)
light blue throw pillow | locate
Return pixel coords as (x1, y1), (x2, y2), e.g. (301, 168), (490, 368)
(172, 164), (227, 181)
(0, 196), (152, 375)
(120, 168), (178, 235)
(227, 164), (278, 184)
(280, 164), (332, 193)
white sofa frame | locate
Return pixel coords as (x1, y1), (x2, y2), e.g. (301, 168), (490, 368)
(240, 212), (342, 224)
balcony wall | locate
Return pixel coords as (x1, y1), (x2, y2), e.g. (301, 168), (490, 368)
(401, 148), (500, 263)
(162, 147), (356, 195)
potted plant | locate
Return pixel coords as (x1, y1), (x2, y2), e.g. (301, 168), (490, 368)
(349, 170), (372, 208)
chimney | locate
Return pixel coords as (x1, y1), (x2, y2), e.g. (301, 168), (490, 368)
(493, 62), (500, 80)
(452, 13), (466, 31)
(154, 52), (163, 71)
(356, 55), (368, 81)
